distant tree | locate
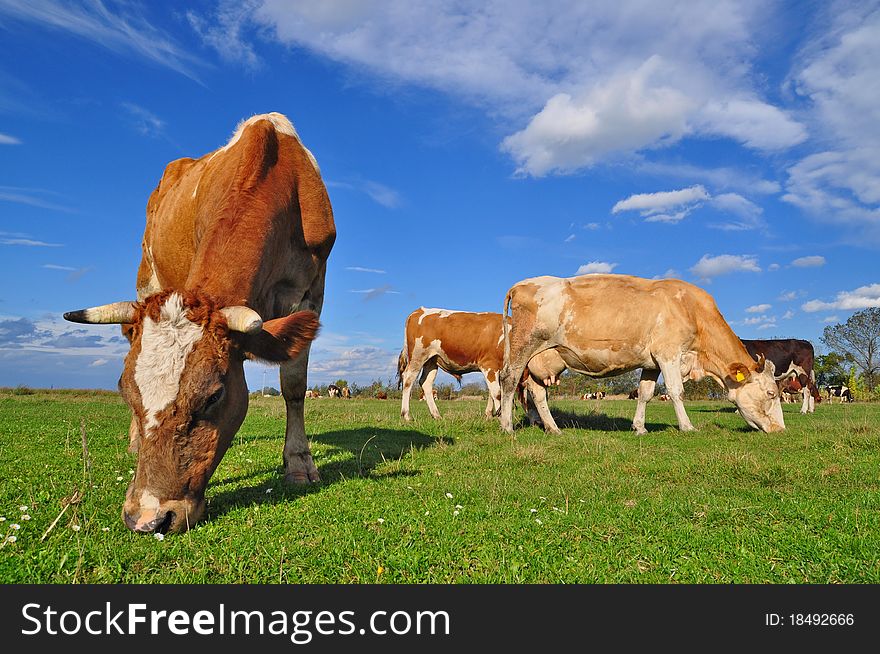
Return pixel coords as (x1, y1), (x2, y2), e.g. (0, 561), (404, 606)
(822, 308), (880, 391)
(333, 379), (349, 390)
(814, 352), (852, 387)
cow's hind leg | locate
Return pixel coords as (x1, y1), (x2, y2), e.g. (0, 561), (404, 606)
(631, 368), (660, 435)
(280, 348), (320, 484)
(419, 361), (442, 419)
(525, 376), (560, 433)
(400, 356), (425, 422)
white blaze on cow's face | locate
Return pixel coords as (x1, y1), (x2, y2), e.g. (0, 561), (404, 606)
(728, 361), (785, 433)
(133, 292), (204, 434)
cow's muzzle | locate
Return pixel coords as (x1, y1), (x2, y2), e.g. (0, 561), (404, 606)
(124, 509), (175, 534)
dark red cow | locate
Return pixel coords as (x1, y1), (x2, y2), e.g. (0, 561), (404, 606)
(740, 338), (821, 414)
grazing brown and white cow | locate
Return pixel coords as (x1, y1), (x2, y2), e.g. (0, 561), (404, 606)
(64, 113), (335, 534)
(396, 308), (564, 422)
(741, 338), (821, 414)
(328, 384), (341, 398)
(499, 274), (785, 435)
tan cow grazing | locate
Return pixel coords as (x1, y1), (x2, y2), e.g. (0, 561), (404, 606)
(499, 274), (785, 435)
(64, 112), (335, 534)
(397, 307), (564, 423)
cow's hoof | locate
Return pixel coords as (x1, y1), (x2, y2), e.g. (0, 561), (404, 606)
(284, 453), (321, 484)
(632, 426), (647, 435)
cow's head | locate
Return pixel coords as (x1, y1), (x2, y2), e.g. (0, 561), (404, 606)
(727, 354), (785, 433)
(64, 290), (318, 534)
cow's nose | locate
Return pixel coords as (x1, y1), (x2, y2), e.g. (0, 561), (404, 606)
(124, 511), (173, 534)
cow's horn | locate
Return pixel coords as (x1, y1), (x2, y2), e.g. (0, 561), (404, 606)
(754, 353), (766, 372)
(63, 301), (136, 324)
(221, 306), (263, 334)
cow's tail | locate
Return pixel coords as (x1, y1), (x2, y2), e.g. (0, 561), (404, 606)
(502, 287), (513, 365)
(396, 345), (408, 390)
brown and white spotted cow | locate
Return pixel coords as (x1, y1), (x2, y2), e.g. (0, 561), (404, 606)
(740, 339), (821, 414)
(64, 113), (335, 534)
(499, 274), (785, 435)
(396, 308), (564, 422)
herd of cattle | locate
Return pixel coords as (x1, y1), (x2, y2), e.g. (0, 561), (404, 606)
(61, 113), (855, 535)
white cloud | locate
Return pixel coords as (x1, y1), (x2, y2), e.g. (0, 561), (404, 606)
(89, 358), (108, 367)
(564, 234), (575, 243)
(613, 185), (709, 217)
(784, 7), (880, 238)
(653, 268), (679, 280)
(198, 2), (805, 176)
(576, 261), (617, 274)
(327, 179), (402, 209)
(0, 133), (21, 145)
(778, 290), (806, 301)
(756, 323), (776, 331)
(635, 161), (781, 196)
(42, 264), (76, 271)
(0, 0), (204, 80)
(345, 266), (386, 274)
(782, 310), (795, 320)
(767, 263), (780, 271)
(582, 222), (600, 230)
(690, 254), (761, 279)
(745, 304), (771, 313)
(612, 186), (765, 230)
(790, 255), (826, 268)
(822, 315), (839, 323)
(1, 238), (62, 247)
(0, 186), (76, 213)
(120, 102), (165, 138)
(350, 285), (401, 300)
(801, 283), (880, 312)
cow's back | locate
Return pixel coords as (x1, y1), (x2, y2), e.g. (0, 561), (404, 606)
(140, 114), (335, 318)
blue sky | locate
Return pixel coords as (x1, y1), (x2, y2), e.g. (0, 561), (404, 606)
(1, 0), (879, 392)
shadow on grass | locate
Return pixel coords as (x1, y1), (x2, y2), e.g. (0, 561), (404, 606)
(518, 407), (669, 433)
(206, 427), (447, 520)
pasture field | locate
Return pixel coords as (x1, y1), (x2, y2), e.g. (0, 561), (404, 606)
(1, 388), (878, 583)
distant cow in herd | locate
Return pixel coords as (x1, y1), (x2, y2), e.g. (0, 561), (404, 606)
(582, 391), (606, 400)
(824, 384), (854, 403)
(396, 307), (564, 425)
(341, 386), (351, 399)
(64, 112), (335, 533)
(740, 338), (820, 414)
(499, 274), (785, 435)
(328, 384), (340, 398)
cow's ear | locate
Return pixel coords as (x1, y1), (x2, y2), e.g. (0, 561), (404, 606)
(237, 311), (319, 363)
(728, 363), (751, 385)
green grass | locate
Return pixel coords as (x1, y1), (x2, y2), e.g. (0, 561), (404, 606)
(1, 388), (879, 583)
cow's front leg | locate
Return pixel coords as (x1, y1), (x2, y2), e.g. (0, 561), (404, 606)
(280, 348), (320, 484)
(658, 360), (696, 432)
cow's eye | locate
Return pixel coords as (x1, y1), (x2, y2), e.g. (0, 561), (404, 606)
(205, 388), (225, 409)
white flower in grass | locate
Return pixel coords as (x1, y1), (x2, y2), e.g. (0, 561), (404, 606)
(11, 523), (20, 530)
(5, 535), (16, 544)
(535, 519), (543, 525)
(71, 524), (80, 531)
(0, 516), (6, 522)
(102, 527), (110, 532)
(377, 518), (385, 524)
(116, 476), (124, 482)
(424, 511), (430, 516)
(455, 504), (463, 510)
(445, 493), (453, 499)
(453, 510), (459, 517)
(19, 505), (28, 512)
(154, 533), (164, 541)
(265, 488), (273, 494)
(22, 515), (31, 521)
